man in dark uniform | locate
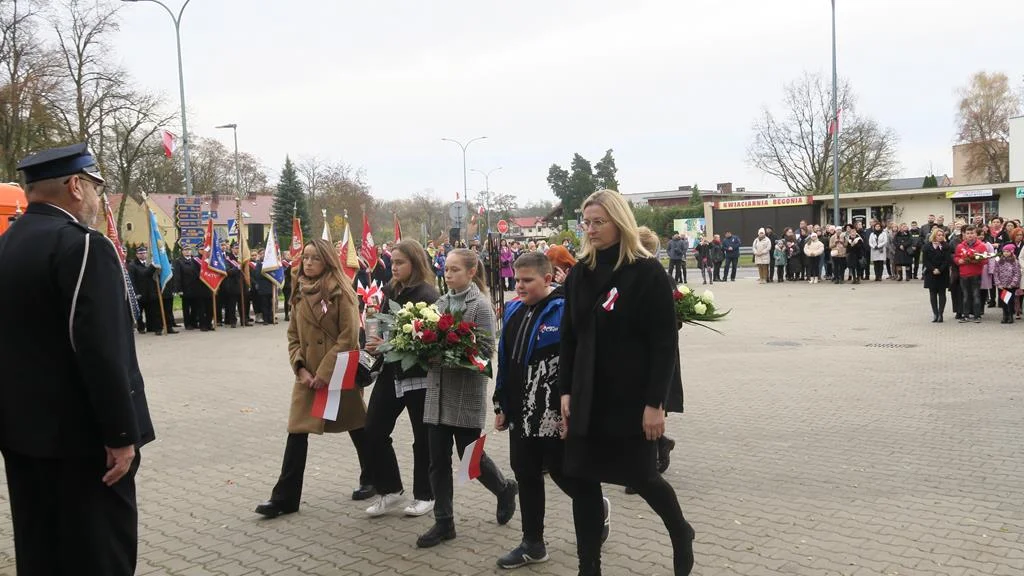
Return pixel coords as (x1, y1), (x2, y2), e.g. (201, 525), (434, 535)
(222, 242), (243, 327)
(128, 245), (160, 334)
(0, 143), (155, 575)
(174, 245), (201, 329)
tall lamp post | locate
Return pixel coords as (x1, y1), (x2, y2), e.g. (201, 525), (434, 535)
(123, 0), (194, 196)
(831, 0), (840, 226)
(471, 166), (502, 237)
(215, 123), (241, 198)
(442, 136), (487, 238)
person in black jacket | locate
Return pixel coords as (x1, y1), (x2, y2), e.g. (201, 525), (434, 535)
(922, 228), (952, 322)
(222, 244), (244, 327)
(128, 245), (163, 334)
(560, 190), (694, 576)
(362, 240), (439, 519)
(253, 249), (277, 325)
(174, 246), (201, 329)
(0, 143), (155, 576)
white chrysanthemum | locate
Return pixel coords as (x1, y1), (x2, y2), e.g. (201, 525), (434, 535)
(700, 290), (714, 304)
(402, 323), (414, 333)
(415, 302), (428, 309)
(679, 285), (692, 296)
(404, 302), (415, 310)
(693, 302), (707, 315)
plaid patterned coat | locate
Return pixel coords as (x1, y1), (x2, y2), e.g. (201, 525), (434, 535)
(424, 284), (496, 429)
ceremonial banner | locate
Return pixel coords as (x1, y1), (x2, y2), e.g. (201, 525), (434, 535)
(262, 223), (286, 288)
(199, 219), (227, 292)
(147, 209), (173, 291)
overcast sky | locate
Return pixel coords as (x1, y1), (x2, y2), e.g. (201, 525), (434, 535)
(113, 0), (1023, 204)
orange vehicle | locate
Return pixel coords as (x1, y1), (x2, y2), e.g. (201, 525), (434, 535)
(0, 182), (27, 236)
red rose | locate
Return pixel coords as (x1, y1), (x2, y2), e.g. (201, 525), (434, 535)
(437, 314), (455, 332)
(673, 290), (683, 301)
(467, 347), (478, 357)
(456, 321), (472, 336)
(420, 329), (438, 344)
(446, 331), (460, 344)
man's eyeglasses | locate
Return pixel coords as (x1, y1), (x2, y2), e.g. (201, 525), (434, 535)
(63, 172), (105, 195)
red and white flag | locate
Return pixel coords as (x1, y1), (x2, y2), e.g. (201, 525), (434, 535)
(1000, 288), (1014, 305)
(455, 434), (487, 485)
(290, 216), (304, 267)
(827, 108), (843, 137)
(311, 350), (359, 421)
(161, 130), (177, 158)
(393, 213), (402, 243)
(602, 287), (619, 311)
(361, 212), (379, 271)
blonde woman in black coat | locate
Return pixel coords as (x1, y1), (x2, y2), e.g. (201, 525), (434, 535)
(559, 190), (694, 576)
(922, 228), (952, 322)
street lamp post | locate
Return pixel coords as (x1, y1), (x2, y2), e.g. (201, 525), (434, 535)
(215, 123), (241, 198)
(831, 0), (840, 226)
(123, 0), (194, 196)
(471, 166), (502, 237)
(442, 136), (487, 240)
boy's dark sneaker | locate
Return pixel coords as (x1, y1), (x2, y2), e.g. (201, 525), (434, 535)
(497, 540), (548, 569)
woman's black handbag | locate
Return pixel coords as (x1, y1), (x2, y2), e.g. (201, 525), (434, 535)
(356, 350), (384, 388)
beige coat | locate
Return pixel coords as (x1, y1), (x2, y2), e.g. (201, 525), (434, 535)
(286, 280), (366, 434)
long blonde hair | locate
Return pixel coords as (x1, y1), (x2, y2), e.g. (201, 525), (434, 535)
(578, 189), (650, 270)
(447, 248), (488, 294)
(292, 238), (356, 304)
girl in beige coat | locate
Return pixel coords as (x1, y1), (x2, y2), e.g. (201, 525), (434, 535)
(255, 239), (371, 518)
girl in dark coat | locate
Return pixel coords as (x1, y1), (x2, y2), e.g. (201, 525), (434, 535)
(921, 228), (952, 322)
(363, 240), (440, 518)
(559, 190), (694, 576)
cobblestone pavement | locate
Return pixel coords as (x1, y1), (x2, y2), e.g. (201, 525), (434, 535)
(1, 278), (1022, 575)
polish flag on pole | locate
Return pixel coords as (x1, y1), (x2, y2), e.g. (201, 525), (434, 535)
(311, 350), (359, 421)
(828, 108), (843, 137)
(361, 211), (379, 271)
(455, 434), (488, 485)
(161, 130), (177, 158)
(393, 213), (402, 243)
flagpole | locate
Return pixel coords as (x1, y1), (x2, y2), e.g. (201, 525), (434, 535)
(211, 291), (217, 331)
(236, 196), (249, 327)
(831, 0), (840, 226)
(155, 275), (168, 335)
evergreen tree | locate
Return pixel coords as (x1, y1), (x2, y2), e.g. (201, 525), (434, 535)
(689, 184), (702, 206)
(272, 157), (312, 250)
(594, 149), (619, 191)
(922, 174), (938, 188)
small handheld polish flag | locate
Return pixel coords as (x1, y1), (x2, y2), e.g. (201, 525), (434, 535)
(455, 434), (488, 485)
(311, 350), (359, 421)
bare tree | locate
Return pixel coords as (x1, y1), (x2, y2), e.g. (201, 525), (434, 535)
(297, 155), (325, 199)
(956, 71), (1022, 184)
(189, 137), (231, 199)
(0, 0), (61, 180)
(236, 151), (269, 196)
(748, 71), (900, 195)
(103, 90), (175, 228)
(46, 0), (128, 158)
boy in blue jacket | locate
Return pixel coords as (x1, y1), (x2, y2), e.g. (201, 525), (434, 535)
(493, 252), (609, 571)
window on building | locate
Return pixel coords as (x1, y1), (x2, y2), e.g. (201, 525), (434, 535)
(869, 206), (894, 224)
(125, 222), (133, 232)
(953, 200), (999, 224)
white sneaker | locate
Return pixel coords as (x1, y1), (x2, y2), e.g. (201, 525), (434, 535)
(403, 499), (434, 517)
(366, 492), (406, 517)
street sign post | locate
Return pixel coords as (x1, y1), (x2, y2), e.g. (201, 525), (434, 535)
(448, 202), (465, 228)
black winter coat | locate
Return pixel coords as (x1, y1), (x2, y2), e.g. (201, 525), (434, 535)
(0, 203), (154, 457)
(128, 258), (158, 302)
(558, 247), (681, 438)
(921, 242), (952, 290)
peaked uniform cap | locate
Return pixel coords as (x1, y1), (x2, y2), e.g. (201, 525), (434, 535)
(16, 142), (105, 184)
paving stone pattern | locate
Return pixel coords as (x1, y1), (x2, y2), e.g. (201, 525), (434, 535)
(0, 278), (1022, 575)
